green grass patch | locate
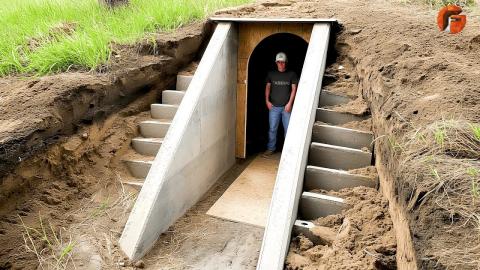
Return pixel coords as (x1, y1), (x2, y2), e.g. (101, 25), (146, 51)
(0, 0), (251, 76)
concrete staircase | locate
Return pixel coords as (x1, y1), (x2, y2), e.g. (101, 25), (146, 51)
(293, 90), (377, 238)
(121, 74), (193, 187)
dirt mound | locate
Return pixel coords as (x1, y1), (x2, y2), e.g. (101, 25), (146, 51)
(286, 187), (396, 270)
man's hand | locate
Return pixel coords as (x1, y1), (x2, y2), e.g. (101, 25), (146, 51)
(266, 101), (273, 110)
(285, 102), (293, 113)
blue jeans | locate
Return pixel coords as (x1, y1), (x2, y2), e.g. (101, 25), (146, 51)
(267, 106), (291, 151)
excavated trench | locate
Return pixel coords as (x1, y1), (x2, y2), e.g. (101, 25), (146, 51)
(1, 13), (468, 269)
(0, 26), (412, 270)
(0, 23), (214, 269)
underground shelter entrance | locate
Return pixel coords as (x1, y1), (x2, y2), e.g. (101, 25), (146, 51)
(246, 33), (308, 155)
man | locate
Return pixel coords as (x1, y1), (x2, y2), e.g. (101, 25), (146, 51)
(263, 52), (298, 156)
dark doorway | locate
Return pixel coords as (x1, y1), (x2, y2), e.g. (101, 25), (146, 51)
(246, 33), (308, 155)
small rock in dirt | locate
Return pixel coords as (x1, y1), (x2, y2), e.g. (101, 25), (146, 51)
(262, 1), (292, 7)
(348, 28), (362, 35)
(16, 205), (32, 212)
(81, 132), (89, 139)
(0, 216), (18, 224)
(0, 262), (12, 269)
(134, 260), (145, 268)
(41, 195), (61, 205)
(51, 182), (62, 190)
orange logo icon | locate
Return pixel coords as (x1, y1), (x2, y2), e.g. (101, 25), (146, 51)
(437, 5), (466, 34)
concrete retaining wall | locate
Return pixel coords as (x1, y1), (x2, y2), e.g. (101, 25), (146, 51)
(257, 23), (331, 270)
(119, 22), (237, 260)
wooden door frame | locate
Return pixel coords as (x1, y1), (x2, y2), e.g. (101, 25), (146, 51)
(236, 23), (312, 158)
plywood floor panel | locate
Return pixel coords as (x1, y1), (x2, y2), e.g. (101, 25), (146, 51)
(207, 154), (280, 227)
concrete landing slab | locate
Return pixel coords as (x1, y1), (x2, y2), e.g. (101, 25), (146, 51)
(309, 142), (372, 170)
(150, 104), (178, 119)
(312, 124), (373, 151)
(304, 165), (377, 191)
(299, 192), (346, 220)
(206, 154), (280, 227)
(316, 108), (368, 125)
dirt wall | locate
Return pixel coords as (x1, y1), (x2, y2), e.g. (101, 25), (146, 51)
(0, 22), (212, 204)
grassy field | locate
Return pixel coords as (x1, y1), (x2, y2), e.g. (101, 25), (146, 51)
(0, 0), (250, 76)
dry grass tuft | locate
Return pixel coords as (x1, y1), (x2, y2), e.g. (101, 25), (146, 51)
(20, 215), (75, 269)
(395, 119), (480, 268)
(403, 120), (480, 160)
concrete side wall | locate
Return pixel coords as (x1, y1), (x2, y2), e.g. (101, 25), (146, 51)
(257, 23), (331, 270)
(119, 23), (237, 261)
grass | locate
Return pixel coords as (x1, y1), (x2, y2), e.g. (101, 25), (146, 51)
(0, 0), (250, 76)
(20, 214), (75, 269)
(397, 119), (480, 267)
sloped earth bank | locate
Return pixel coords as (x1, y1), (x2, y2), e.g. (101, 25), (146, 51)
(1, 0), (480, 269)
(0, 23), (212, 269)
(219, 0), (480, 269)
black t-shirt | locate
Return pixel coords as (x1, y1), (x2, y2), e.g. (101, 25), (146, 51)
(266, 70), (299, 106)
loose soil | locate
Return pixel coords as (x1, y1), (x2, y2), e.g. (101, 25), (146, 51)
(1, 0), (480, 269)
(286, 187), (396, 270)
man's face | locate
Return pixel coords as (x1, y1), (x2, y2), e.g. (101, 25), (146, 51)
(276, 61), (286, 72)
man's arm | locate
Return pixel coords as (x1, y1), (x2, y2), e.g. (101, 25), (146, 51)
(265, 82), (273, 110)
(284, 83), (297, 113)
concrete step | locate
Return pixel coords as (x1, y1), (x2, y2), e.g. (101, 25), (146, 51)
(131, 137), (163, 156)
(304, 165), (377, 191)
(308, 142), (372, 170)
(120, 179), (145, 189)
(312, 123), (373, 151)
(162, 90), (185, 105)
(316, 108), (368, 125)
(139, 120), (171, 138)
(299, 191), (347, 220)
(176, 74), (193, 91)
(319, 90), (351, 107)
(150, 104), (178, 120)
(123, 160), (153, 179)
